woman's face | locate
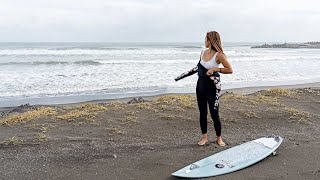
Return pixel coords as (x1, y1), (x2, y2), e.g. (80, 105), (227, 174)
(205, 36), (210, 48)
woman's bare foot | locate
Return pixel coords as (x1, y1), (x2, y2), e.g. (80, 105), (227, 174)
(198, 134), (209, 146)
(198, 139), (209, 146)
(217, 136), (226, 146)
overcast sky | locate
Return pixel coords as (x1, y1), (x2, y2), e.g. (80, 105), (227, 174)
(0, 0), (319, 42)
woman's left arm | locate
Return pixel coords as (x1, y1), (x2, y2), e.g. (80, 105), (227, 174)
(218, 53), (233, 74)
(207, 53), (233, 75)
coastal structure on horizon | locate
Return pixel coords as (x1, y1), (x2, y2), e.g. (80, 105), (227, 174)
(251, 41), (320, 49)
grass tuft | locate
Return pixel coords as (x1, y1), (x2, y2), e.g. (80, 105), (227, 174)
(0, 107), (56, 125)
(160, 114), (175, 120)
(75, 103), (108, 111)
(285, 107), (311, 123)
(107, 101), (124, 110)
(222, 93), (281, 106)
(64, 103), (108, 111)
(131, 102), (152, 109)
(36, 133), (48, 142)
(124, 115), (138, 123)
(267, 88), (297, 97)
(56, 110), (96, 121)
(0, 136), (23, 145)
(154, 95), (196, 108)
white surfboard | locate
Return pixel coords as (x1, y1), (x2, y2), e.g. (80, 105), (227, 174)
(172, 135), (283, 178)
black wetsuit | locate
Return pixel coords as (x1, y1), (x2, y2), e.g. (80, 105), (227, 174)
(175, 62), (222, 136)
(196, 62), (221, 136)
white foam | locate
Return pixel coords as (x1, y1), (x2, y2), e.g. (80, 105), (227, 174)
(1, 43), (320, 103)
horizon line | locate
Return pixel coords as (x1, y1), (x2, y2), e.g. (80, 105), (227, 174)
(0, 41), (313, 44)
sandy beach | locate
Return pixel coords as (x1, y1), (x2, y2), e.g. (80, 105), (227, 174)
(2, 1), (320, 179)
(0, 83), (320, 180)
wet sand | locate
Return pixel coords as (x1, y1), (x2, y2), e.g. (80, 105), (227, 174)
(0, 84), (320, 180)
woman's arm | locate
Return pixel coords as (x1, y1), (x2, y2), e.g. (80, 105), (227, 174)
(175, 50), (203, 81)
(206, 53), (233, 75)
(174, 66), (198, 81)
(218, 53), (233, 74)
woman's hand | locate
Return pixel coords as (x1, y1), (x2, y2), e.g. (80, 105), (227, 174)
(206, 67), (219, 76)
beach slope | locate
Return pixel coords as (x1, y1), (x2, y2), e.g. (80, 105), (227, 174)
(0, 87), (320, 180)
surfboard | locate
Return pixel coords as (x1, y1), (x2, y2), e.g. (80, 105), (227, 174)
(171, 134), (283, 178)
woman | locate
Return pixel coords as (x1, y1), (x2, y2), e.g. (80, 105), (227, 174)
(196, 31), (233, 146)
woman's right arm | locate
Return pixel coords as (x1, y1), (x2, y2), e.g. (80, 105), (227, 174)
(174, 51), (203, 81)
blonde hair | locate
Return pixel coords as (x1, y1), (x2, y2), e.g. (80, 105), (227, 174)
(206, 31), (225, 55)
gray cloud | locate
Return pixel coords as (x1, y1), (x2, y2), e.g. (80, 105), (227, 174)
(0, 0), (319, 42)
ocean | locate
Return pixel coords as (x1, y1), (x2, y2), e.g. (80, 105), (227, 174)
(1, 42), (320, 107)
